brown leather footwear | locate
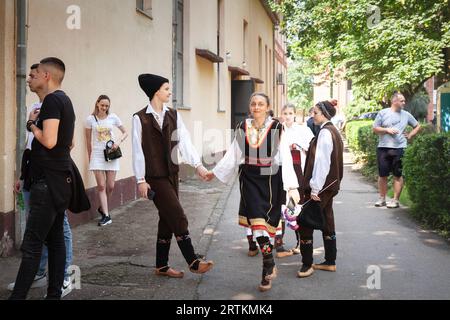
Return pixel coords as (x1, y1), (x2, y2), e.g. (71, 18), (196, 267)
(154, 267), (184, 278)
(276, 249), (294, 258)
(297, 265), (314, 278)
(248, 249), (259, 257)
(312, 263), (336, 272)
(189, 259), (214, 274)
(258, 266), (277, 292)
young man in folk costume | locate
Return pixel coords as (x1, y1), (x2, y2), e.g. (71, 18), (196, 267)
(206, 93), (300, 292)
(132, 74), (214, 278)
(297, 100), (344, 278)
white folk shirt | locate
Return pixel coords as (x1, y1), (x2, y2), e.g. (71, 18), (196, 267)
(132, 104), (202, 184)
(282, 122), (314, 172)
(310, 121), (334, 196)
(212, 117), (299, 191)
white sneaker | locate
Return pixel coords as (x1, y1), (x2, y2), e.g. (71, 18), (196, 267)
(7, 273), (47, 291)
(374, 198), (386, 207)
(61, 278), (73, 298)
(387, 200), (400, 208)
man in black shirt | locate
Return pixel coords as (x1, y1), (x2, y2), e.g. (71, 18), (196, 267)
(10, 57), (75, 300)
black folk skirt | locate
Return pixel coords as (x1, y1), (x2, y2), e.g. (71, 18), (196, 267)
(238, 164), (283, 238)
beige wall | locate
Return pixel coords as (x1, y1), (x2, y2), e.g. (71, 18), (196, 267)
(1, 0), (286, 210)
(26, 0), (173, 189)
(0, 0), (16, 214)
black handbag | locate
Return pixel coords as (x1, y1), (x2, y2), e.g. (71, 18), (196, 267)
(297, 200), (324, 230)
(104, 140), (122, 162)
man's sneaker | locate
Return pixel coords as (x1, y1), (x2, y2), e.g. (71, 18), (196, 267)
(297, 265), (314, 278)
(98, 215), (112, 226)
(7, 273), (47, 291)
(61, 279), (73, 298)
(375, 198), (386, 207)
(386, 200), (400, 208)
(313, 261), (336, 272)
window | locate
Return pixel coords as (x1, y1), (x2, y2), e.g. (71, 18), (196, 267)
(258, 37), (262, 78)
(243, 20), (248, 64)
(136, 0), (153, 19)
(173, 0), (184, 108)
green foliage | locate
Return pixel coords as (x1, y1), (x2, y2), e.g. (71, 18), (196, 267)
(405, 91), (430, 122)
(344, 98), (381, 120)
(272, 0), (450, 102)
(287, 58), (314, 111)
(403, 132), (450, 233)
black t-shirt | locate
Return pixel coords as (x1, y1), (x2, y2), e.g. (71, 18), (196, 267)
(30, 90), (76, 212)
(32, 90), (75, 157)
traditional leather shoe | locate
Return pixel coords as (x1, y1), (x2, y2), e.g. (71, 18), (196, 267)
(189, 259), (214, 274)
(265, 266), (277, 281)
(297, 265), (314, 278)
(258, 266), (277, 292)
(248, 249), (259, 257)
(154, 267), (184, 278)
(312, 262), (336, 272)
(276, 249), (294, 258)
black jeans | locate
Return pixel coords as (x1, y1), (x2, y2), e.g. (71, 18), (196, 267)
(9, 180), (66, 300)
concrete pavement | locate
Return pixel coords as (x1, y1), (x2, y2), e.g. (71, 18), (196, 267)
(197, 151), (450, 300)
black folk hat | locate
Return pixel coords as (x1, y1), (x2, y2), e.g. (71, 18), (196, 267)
(138, 74), (169, 101)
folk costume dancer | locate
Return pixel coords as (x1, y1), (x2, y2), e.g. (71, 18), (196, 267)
(277, 104), (314, 256)
(132, 74), (214, 278)
(206, 93), (300, 292)
(298, 101), (344, 278)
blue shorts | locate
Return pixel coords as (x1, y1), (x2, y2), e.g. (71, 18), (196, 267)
(377, 148), (404, 178)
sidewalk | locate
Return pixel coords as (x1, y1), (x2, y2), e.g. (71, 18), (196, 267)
(1, 148), (449, 300)
(0, 177), (233, 300)
(196, 149), (450, 299)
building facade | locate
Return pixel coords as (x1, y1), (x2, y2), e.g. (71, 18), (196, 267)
(0, 0), (287, 253)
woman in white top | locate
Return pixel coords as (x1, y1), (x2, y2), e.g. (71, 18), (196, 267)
(276, 104), (314, 256)
(85, 95), (128, 226)
(205, 93), (300, 292)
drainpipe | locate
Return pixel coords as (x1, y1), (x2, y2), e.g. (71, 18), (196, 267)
(15, 0), (27, 248)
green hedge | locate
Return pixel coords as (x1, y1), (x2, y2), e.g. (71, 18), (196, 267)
(346, 120), (448, 234)
(403, 132), (450, 233)
(344, 120), (378, 177)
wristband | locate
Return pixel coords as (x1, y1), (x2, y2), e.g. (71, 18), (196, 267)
(26, 120), (36, 132)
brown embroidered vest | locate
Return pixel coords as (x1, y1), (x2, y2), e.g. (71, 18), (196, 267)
(135, 107), (179, 178)
(304, 122), (344, 192)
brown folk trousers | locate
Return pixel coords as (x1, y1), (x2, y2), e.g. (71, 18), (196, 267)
(148, 175), (189, 239)
(300, 190), (338, 238)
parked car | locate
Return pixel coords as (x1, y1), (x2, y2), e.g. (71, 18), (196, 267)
(357, 112), (378, 120)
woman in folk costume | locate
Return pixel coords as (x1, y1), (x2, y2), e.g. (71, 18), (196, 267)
(297, 100), (343, 278)
(275, 103), (314, 257)
(132, 74), (214, 278)
(206, 93), (300, 292)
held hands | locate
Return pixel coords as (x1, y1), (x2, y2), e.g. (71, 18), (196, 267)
(195, 165), (216, 182)
(288, 189), (301, 204)
(195, 165), (209, 180)
(138, 182), (151, 199)
(311, 193), (321, 201)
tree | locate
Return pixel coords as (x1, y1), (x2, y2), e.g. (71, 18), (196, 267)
(272, 0), (450, 103)
(287, 58), (314, 111)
